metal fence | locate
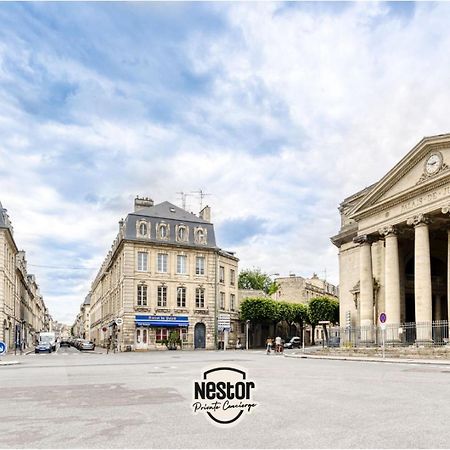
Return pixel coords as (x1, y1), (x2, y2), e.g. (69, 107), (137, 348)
(328, 320), (450, 347)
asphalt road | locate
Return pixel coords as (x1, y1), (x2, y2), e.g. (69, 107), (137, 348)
(1, 347), (450, 448)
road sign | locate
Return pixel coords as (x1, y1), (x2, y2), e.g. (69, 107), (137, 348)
(379, 312), (387, 324)
(218, 313), (231, 331)
(0, 341), (7, 355)
(115, 318), (123, 326)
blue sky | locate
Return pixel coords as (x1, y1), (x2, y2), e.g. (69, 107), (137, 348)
(1, 2), (450, 324)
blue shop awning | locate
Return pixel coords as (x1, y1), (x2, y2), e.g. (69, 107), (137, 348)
(135, 315), (189, 328)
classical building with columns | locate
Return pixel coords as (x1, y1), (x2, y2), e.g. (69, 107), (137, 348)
(332, 134), (450, 344)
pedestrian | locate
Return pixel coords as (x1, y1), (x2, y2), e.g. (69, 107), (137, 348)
(275, 336), (282, 354)
(106, 336), (112, 354)
(266, 337), (273, 354)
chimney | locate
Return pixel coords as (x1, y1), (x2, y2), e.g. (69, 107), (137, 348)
(134, 196), (154, 212)
(199, 205), (211, 222)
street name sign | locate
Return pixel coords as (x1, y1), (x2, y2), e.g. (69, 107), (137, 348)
(218, 313), (231, 331)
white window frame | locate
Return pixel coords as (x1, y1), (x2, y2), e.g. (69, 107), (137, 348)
(137, 284), (147, 306)
(137, 252), (148, 272)
(195, 287), (205, 309)
(196, 256), (205, 275)
(177, 286), (186, 308)
(157, 253), (168, 273)
(220, 292), (225, 310)
(157, 285), (167, 307)
(177, 254), (187, 274)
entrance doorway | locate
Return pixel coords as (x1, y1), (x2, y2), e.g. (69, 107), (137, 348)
(194, 323), (206, 349)
(135, 327), (148, 350)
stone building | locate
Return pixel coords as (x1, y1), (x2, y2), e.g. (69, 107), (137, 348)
(87, 197), (239, 351)
(331, 134), (450, 344)
(0, 201), (50, 351)
(274, 273), (339, 303)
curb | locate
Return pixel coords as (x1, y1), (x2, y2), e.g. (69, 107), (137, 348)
(0, 360), (20, 366)
(283, 353), (450, 365)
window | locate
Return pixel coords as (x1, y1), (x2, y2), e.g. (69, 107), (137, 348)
(156, 328), (168, 342)
(177, 287), (186, 308)
(137, 284), (147, 306)
(219, 266), (225, 283)
(177, 255), (187, 274)
(230, 269), (235, 286)
(139, 222), (148, 237)
(137, 252), (148, 272)
(157, 285), (167, 307)
(181, 328), (188, 342)
(196, 256), (205, 275)
(195, 228), (206, 244)
(158, 224), (168, 239)
(196, 287), (205, 308)
(230, 293), (235, 311)
(220, 292), (225, 310)
(177, 226), (187, 242)
(157, 253), (168, 273)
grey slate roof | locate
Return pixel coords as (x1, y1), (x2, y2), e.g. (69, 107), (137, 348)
(133, 201), (210, 224)
(124, 201), (217, 248)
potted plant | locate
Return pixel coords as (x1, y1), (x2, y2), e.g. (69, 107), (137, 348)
(165, 330), (181, 350)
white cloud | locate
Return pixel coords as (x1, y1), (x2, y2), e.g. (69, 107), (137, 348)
(2, 3), (450, 322)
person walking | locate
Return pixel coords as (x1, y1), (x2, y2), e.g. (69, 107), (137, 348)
(106, 336), (112, 354)
(275, 336), (282, 354)
(266, 337), (273, 354)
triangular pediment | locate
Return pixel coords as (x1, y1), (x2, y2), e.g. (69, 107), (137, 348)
(349, 133), (450, 219)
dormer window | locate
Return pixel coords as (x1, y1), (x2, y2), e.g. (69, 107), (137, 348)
(158, 223), (169, 240)
(139, 222), (148, 237)
(194, 227), (207, 245)
(177, 225), (188, 242)
(136, 220), (149, 238)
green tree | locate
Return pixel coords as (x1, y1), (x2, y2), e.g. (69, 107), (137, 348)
(292, 303), (308, 344)
(240, 297), (277, 323)
(307, 297), (340, 345)
(238, 269), (277, 295)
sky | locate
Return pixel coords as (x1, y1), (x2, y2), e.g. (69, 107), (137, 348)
(1, 1), (450, 324)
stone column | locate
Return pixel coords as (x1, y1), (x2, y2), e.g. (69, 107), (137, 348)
(441, 207), (450, 326)
(407, 214), (432, 343)
(354, 235), (375, 342)
(379, 225), (401, 342)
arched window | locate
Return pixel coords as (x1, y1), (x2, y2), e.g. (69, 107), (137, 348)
(139, 222), (148, 237)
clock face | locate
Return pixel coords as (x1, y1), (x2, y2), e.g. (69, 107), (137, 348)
(425, 153), (442, 174)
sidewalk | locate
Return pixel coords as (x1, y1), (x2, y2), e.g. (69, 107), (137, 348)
(284, 351), (450, 365)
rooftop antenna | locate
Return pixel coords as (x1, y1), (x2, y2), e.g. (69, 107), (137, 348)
(176, 192), (194, 210)
(190, 189), (211, 210)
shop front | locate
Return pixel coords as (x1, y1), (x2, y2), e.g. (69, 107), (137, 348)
(134, 315), (189, 350)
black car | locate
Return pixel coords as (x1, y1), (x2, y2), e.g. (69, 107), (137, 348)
(284, 337), (302, 349)
(35, 342), (52, 353)
(60, 340), (70, 347)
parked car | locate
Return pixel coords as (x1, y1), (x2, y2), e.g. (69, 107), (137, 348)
(35, 342), (52, 353)
(79, 340), (95, 351)
(284, 336), (302, 349)
(60, 340), (70, 347)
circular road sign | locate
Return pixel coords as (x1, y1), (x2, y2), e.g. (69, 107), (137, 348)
(379, 312), (387, 324)
(0, 341), (7, 355)
(115, 318), (124, 326)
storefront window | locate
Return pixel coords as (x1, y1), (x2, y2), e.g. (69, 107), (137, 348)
(156, 328), (168, 342)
